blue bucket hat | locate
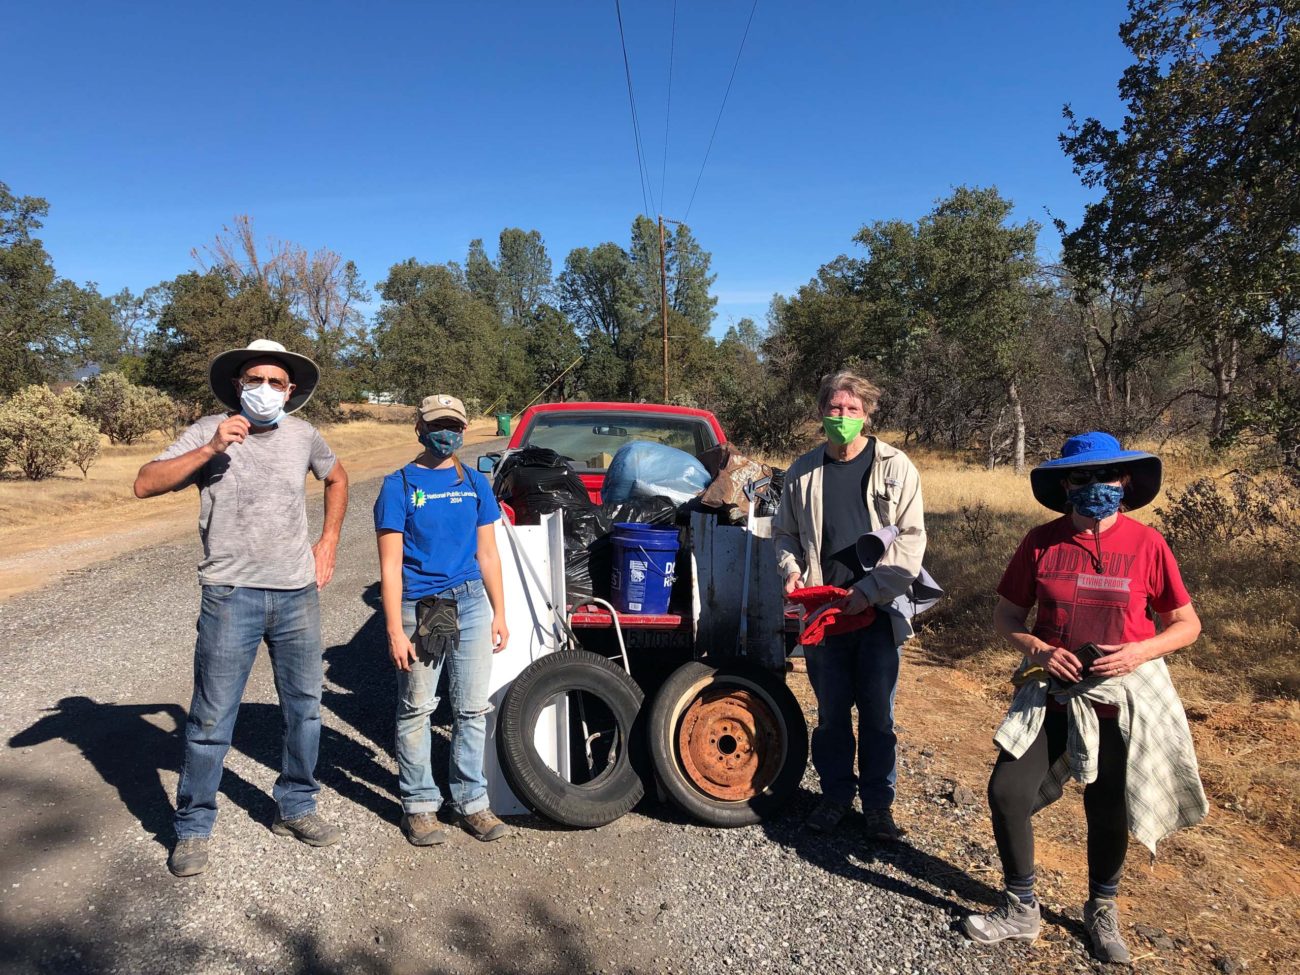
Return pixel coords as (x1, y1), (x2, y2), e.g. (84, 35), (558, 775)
(1030, 431), (1162, 513)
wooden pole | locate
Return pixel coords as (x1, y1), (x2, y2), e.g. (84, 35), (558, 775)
(659, 214), (670, 403)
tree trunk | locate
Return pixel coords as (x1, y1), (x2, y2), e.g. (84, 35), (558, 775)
(1008, 379), (1026, 474)
(1208, 330), (1239, 438)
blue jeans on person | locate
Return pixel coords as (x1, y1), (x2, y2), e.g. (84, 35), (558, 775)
(174, 584), (323, 839)
(805, 611), (902, 810)
(396, 579), (494, 816)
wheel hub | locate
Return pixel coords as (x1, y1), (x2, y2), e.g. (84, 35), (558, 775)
(677, 688), (780, 800)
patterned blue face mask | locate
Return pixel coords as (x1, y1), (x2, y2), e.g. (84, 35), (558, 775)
(1068, 483), (1125, 520)
(420, 428), (463, 459)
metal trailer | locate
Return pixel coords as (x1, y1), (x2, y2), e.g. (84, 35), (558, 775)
(485, 509), (807, 829)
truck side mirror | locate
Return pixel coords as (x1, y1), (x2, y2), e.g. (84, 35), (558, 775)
(477, 453), (501, 474)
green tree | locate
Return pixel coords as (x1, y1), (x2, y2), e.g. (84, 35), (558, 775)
(497, 228), (553, 325)
(146, 269), (310, 411)
(372, 259), (502, 405)
(1060, 0), (1300, 444)
(558, 242), (640, 399)
(523, 304), (583, 403)
(0, 183), (117, 394)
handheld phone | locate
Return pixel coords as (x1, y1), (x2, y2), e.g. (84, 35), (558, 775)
(1074, 642), (1104, 678)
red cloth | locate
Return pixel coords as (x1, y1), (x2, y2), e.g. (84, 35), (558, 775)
(998, 514), (1191, 718)
(787, 586), (877, 646)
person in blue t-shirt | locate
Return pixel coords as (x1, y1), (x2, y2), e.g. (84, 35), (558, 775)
(373, 394), (510, 845)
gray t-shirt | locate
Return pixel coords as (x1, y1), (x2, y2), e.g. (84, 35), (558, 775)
(156, 414), (337, 589)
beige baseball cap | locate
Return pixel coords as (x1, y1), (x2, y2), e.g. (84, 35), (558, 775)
(419, 394), (468, 424)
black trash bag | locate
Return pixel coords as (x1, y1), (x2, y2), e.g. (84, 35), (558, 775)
(495, 449), (592, 526)
(494, 446), (569, 488)
(563, 505), (611, 604)
(601, 495), (679, 527)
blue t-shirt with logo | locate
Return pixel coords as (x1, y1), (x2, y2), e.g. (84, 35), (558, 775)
(372, 463), (501, 600)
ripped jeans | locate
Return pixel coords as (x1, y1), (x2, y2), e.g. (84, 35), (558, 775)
(396, 579), (493, 816)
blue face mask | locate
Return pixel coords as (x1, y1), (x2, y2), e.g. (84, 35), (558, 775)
(1068, 483), (1125, 520)
(420, 428), (464, 459)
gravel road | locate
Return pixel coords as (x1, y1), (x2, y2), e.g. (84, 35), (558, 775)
(0, 439), (1115, 974)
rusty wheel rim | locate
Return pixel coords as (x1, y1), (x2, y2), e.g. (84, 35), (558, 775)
(676, 687), (783, 801)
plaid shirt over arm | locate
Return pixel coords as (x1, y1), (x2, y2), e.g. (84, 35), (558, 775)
(994, 657), (1209, 855)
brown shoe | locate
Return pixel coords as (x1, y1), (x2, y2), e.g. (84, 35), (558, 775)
(401, 812), (448, 847)
(461, 809), (511, 842)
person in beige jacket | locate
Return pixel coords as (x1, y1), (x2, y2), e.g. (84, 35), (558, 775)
(774, 370), (926, 839)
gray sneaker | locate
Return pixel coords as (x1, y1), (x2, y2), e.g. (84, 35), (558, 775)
(271, 812), (341, 847)
(963, 891), (1041, 944)
(1084, 897), (1132, 964)
(401, 812), (448, 847)
(167, 837), (210, 878)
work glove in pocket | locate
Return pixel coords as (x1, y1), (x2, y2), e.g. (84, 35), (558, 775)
(415, 595), (460, 665)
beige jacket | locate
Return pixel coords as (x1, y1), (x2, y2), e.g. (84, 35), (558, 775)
(773, 437), (927, 644)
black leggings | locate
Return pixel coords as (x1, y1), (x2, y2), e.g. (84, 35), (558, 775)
(987, 709), (1128, 891)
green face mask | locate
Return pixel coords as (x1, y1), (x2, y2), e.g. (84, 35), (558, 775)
(822, 416), (864, 446)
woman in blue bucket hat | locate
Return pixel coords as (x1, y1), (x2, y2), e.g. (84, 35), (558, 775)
(962, 432), (1208, 964)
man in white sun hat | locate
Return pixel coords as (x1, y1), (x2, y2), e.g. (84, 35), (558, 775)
(134, 339), (350, 877)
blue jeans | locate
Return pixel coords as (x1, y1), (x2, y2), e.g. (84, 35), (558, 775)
(175, 584), (323, 838)
(805, 612), (902, 809)
(396, 579), (493, 816)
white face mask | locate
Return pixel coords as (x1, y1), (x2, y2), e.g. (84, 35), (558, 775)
(240, 383), (288, 425)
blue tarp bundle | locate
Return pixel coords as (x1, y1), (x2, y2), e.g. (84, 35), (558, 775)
(602, 441), (711, 506)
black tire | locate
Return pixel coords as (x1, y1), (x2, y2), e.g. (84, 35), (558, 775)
(649, 659), (808, 827)
(497, 650), (646, 828)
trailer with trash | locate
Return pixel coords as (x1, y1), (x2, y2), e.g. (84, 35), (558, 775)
(477, 409), (808, 829)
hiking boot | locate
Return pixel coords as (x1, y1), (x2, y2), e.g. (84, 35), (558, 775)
(963, 891), (1041, 944)
(167, 837), (210, 878)
(804, 798), (850, 834)
(271, 812), (341, 847)
(461, 809), (511, 842)
(401, 812), (448, 847)
(861, 806), (907, 842)
(1084, 897), (1132, 964)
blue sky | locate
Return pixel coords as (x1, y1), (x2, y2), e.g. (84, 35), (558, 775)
(3, 1), (1131, 334)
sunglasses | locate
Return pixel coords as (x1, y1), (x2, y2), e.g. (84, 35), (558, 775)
(238, 376), (291, 392)
(1064, 466), (1124, 486)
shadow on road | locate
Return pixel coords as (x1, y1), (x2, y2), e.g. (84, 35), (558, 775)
(762, 784), (1084, 940)
(6, 695), (277, 846)
(0, 889), (611, 975)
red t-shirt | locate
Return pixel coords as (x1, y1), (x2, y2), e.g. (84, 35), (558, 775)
(998, 514), (1191, 714)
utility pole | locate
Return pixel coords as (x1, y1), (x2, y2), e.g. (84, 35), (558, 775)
(659, 214), (670, 403)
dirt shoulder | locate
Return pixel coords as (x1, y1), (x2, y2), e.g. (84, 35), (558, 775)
(0, 418), (499, 603)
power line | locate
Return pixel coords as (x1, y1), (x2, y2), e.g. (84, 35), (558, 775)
(684, 0), (759, 221)
(659, 0), (677, 213)
(614, 0), (656, 217)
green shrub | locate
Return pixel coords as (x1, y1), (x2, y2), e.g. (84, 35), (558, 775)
(0, 385), (102, 480)
(77, 372), (177, 445)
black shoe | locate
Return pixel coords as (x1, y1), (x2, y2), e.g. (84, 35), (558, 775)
(271, 812), (341, 847)
(804, 799), (850, 834)
(168, 838), (210, 877)
(861, 807), (906, 841)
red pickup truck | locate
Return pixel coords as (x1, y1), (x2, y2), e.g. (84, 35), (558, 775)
(478, 401), (726, 503)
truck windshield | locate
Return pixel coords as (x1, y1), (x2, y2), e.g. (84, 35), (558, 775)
(521, 412), (718, 471)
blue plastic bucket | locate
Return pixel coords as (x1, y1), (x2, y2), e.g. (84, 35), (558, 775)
(610, 522), (679, 614)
